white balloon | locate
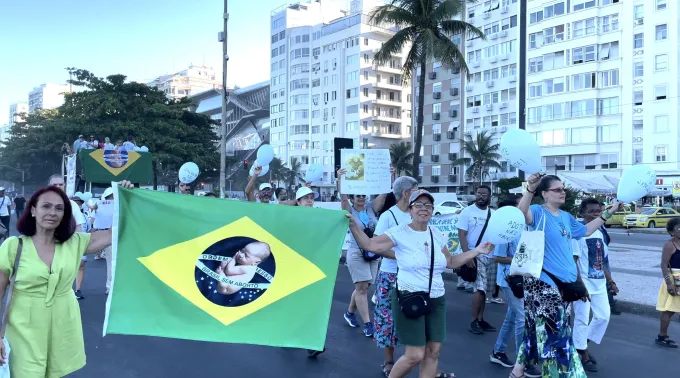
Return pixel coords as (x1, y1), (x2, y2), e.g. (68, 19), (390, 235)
(250, 163), (270, 177)
(140, 146), (149, 152)
(86, 199), (97, 208)
(305, 164), (324, 182)
(256, 145), (275, 166)
(179, 162), (200, 184)
(485, 206), (526, 245)
(82, 192), (93, 201)
(500, 129), (542, 174)
(74, 191), (83, 198)
(617, 165), (656, 203)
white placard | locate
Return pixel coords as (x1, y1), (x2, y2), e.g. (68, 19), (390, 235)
(340, 149), (391, 195)
(93, 200), (114, 229)
(66, 154), (77, 197)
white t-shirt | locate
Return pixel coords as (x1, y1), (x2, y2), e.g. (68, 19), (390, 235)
(573, 229), (609, 294)
(458, 205), (495, 259)
(384, 224), (447, 298)
(0, 196), (12, 216)
(70, 200), (85, 226)
(375, 205), (411, 274)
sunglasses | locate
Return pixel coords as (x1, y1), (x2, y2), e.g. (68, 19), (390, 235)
(546, 188), (566, 194)
(354, 195), (367, 198)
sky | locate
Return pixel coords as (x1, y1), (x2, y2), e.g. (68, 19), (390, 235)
(0, 0), (289, 123)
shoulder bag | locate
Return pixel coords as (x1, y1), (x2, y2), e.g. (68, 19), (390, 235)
(542, 269), (589, 302)
(503, 242), (525, 299)
(1, 238), (24, 369)
(397, 229), (435, 319)
(458, 208), (491, 283)
(357, 207), (381, 262)
(509, 211), (546, 279)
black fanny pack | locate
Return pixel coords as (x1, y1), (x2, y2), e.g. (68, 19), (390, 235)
(397, 229), (435, 319)
(360, 226), (381, 261)
(542, 269), (588, 302)
(505, 275), (524, 299)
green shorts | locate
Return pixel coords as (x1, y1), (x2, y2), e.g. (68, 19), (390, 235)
(391, 290), (447, 347)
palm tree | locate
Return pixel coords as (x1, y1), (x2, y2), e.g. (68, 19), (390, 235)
(389, 142), (414, 176)
(451, 130), (502, 185)
(268, 157), (287, 187)
(370, 0), (483, 179)
(285, 157), (302, 188)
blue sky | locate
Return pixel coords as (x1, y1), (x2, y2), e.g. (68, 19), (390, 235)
(0, 0), (288, 123)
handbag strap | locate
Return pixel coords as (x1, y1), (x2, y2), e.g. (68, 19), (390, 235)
(427, 228), (435, 294)
(388, 210), (399, 225)
(475, 208), (492, 247)
(1, 237), (23, 338)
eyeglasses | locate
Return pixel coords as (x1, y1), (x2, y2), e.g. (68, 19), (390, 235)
(476, 193), (490, 197)
(355, 195), (367, 198)
(546, 188), (566, 194)
(412, 202), (433, 210)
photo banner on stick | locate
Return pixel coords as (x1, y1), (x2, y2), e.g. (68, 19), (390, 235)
(340, 149), (391, 195)
(429, 213), (461, 255)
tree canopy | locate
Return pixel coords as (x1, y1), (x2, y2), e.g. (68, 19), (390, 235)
(0, 69), (219, 187)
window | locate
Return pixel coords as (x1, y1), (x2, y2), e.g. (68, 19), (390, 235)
(573, 0), (596, 11)
(529, 32), (542, 49)
(543, 25), (565, 44)
(657, 0), (667, 10)
(501, 88), (516, 101)
(634, 33), (644, 49)
(346, 54), (359, 65)
(633, 90), (643, 106)
(529, 57), (543, 73)
(346, 71), (359, 82)
(597, 97), (619, 115)
(501, 16), (517, 30)
(655, 54), (668, 70)
(634, 62), (644, 77)
(601, 0), (620, 4)
(656, 24), (668, 40)
(545, 77), (565, 94)
(346, 121), (358, 132)
(601, 14), (618, 33)
(600, 154), (618, 169)
(279, 45), (285, 54)
(655, 115), (669, 132)
(572, 72), (596, 90)
(529, 9), (543, 24)
(289, 48), (310, 60)
(572, 45), (596, 64)
(573, 18), (596, 38)
(571, 127), (596, 144)
(290, 79), (309, 90)
(431, 165), (441, 177)
(571, 99), (596, 117)
(599, 42), (619, 60)
(573, 155), (598, 170)
(432, 144), (440, 155)
(544, 2), (565, 19)
(655, 85), (668, 100)
(599, 125), (618, 142)
(634, 5), (644, 22)
(346, 88), (359, 98)
(290, 94), (309, 105)
(655, 146), (667, 162)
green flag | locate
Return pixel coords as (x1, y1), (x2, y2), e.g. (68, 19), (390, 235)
(79, 149), (153, 184)
(104, 186), (347, 350)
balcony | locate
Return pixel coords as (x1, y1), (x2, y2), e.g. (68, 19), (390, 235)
(373, 81), (403, 90)
(429, 72), (437, 80)
(433, 133), (441, 141)
(370, 130), (403, 139)
(432, 112), (441, 120)
(447, 132), (458, 141)
(373, 64), (402, 74)
(372, 98), (402, 107)
(448, 174), (458, 183)
(450, 87), (459, 96)
(416, 176), (422, 183)
(449, 109), (458, 118)
(433, 91), (441, 99)
(431, 155), (440, 162)
(372, 113), (402, 122)
(431, 175), (440, 183)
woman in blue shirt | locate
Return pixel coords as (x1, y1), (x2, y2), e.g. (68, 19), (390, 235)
(509, 175), (620, 378)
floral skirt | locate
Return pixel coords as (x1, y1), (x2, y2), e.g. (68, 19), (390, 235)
(517, 277), (586, 378)
(373, 271), (398, 348)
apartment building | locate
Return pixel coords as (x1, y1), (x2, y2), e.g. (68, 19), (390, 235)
(147, 65), (222, 100)
(526, 0), (677, 191)
(8, 102), (28, 126)
(28, 83), (69, 113)
(269, 0), (412, 193)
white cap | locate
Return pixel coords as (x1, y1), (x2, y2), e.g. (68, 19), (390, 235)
(259, 183), (272, 191)
(296, 186), (314, 200)
(0, 187), (5, 191)
(102, 187), (114, 199)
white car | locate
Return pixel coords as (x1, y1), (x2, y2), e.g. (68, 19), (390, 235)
(434, 200), (468, 215)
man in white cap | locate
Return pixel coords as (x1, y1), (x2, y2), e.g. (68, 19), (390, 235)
(245, 166), (276, 204)
(48, 174), (88, 298)
(0, 187), (13, 240)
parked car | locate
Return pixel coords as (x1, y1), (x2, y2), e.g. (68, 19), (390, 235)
(625, 207), (679, 228)
(604, 203), (633, 227)
(434, 200), (468, 215)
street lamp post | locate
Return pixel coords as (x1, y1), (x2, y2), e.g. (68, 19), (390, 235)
(0, 166), (25, 196)
(219, 0), (230, 198)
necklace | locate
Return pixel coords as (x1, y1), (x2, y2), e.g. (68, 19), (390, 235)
(541, 204), (560, 216)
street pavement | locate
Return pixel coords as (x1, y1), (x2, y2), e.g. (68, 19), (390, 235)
(607, 227), (667, 247)
(70, 259), (677, 378)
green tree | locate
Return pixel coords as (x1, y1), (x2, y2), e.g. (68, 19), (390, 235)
(389, 142), (413, 176)
(0, 69), (219, 188)
(370, 0), (483, 179)
(268, 157), (288, 187)
(451, 130), (502, 185)
(285, 157), (302, 188)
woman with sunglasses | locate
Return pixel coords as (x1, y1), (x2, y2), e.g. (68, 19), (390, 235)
(656, 217), (680, 348)
(337, 168), (387, 338)
(509, 174), (621, 378)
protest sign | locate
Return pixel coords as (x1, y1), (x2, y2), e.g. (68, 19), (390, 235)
(340, 149), (391, 195)
(429, 213), (461, 255)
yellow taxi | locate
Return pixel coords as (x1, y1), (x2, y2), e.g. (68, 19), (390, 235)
(624, 207), (680, 228)
(604, 204), (633, 227)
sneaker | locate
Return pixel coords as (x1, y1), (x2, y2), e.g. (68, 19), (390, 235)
(469, 320), (483, 334)
(457, 285), (467, 291)
(490, 351), (514, 368)
(524, 365), (541, 378)
(479, 319), (497, 332)
(363, 322), (374, 337)
(75, 290), (85, 300)
(343, 312), (359, 328)
(307, 348), (325, 359)
(490, 297), (505, 304)
(485, 298), (491, 304)
(582, 359), (597, 372)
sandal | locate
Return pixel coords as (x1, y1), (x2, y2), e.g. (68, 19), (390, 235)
(382, 362), (394, 377)
(509, 373), (524, 378)
(435, 372), (455, 378)
(582, 359), (597, 372)
(656, 335), (679, 348)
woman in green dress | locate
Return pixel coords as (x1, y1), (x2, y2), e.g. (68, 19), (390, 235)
(0, 181), (133, 377)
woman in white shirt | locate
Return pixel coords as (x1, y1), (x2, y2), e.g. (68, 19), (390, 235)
(348, 189), (493, 378)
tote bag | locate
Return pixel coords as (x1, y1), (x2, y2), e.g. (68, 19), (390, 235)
(509, 212), (546, 279)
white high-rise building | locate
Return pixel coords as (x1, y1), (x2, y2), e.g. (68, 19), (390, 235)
(526, 0), (677, 193)
(28, 84), (69, 113)
(269, 0), (412, 193)
(8, 102), (28, 126)
(147, 65), (222, 100)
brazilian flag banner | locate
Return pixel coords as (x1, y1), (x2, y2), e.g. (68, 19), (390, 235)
(103, 185), (348, 350)
(78, 149), (153, 184)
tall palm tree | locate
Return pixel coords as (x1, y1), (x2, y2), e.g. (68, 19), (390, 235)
(285, 157), (302, 188)
(370, 0), (483, 179)
(389, 142), (414, 176)
(451, 130), (502, 184)
(268, 157), (288, 187)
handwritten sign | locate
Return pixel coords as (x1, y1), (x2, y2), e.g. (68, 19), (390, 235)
(340, 149), (391, 195)
(429, 213), (461, 255)
(94, 200), (114, 229)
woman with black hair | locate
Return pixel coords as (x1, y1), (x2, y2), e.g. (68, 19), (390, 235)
(656, 217), (680, 348)
(510, 174), (621, 378)
(0, 181), (134, 377)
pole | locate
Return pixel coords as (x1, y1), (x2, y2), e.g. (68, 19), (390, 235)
(21, 170), (24, 197)
(219, 0), (229, 198)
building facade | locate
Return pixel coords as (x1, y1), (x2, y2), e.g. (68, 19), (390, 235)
(148, 65), (222, 100)
(8, 102), (28, 126)
(28, 84), (69, 113)
(269, 0), (412, 193)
